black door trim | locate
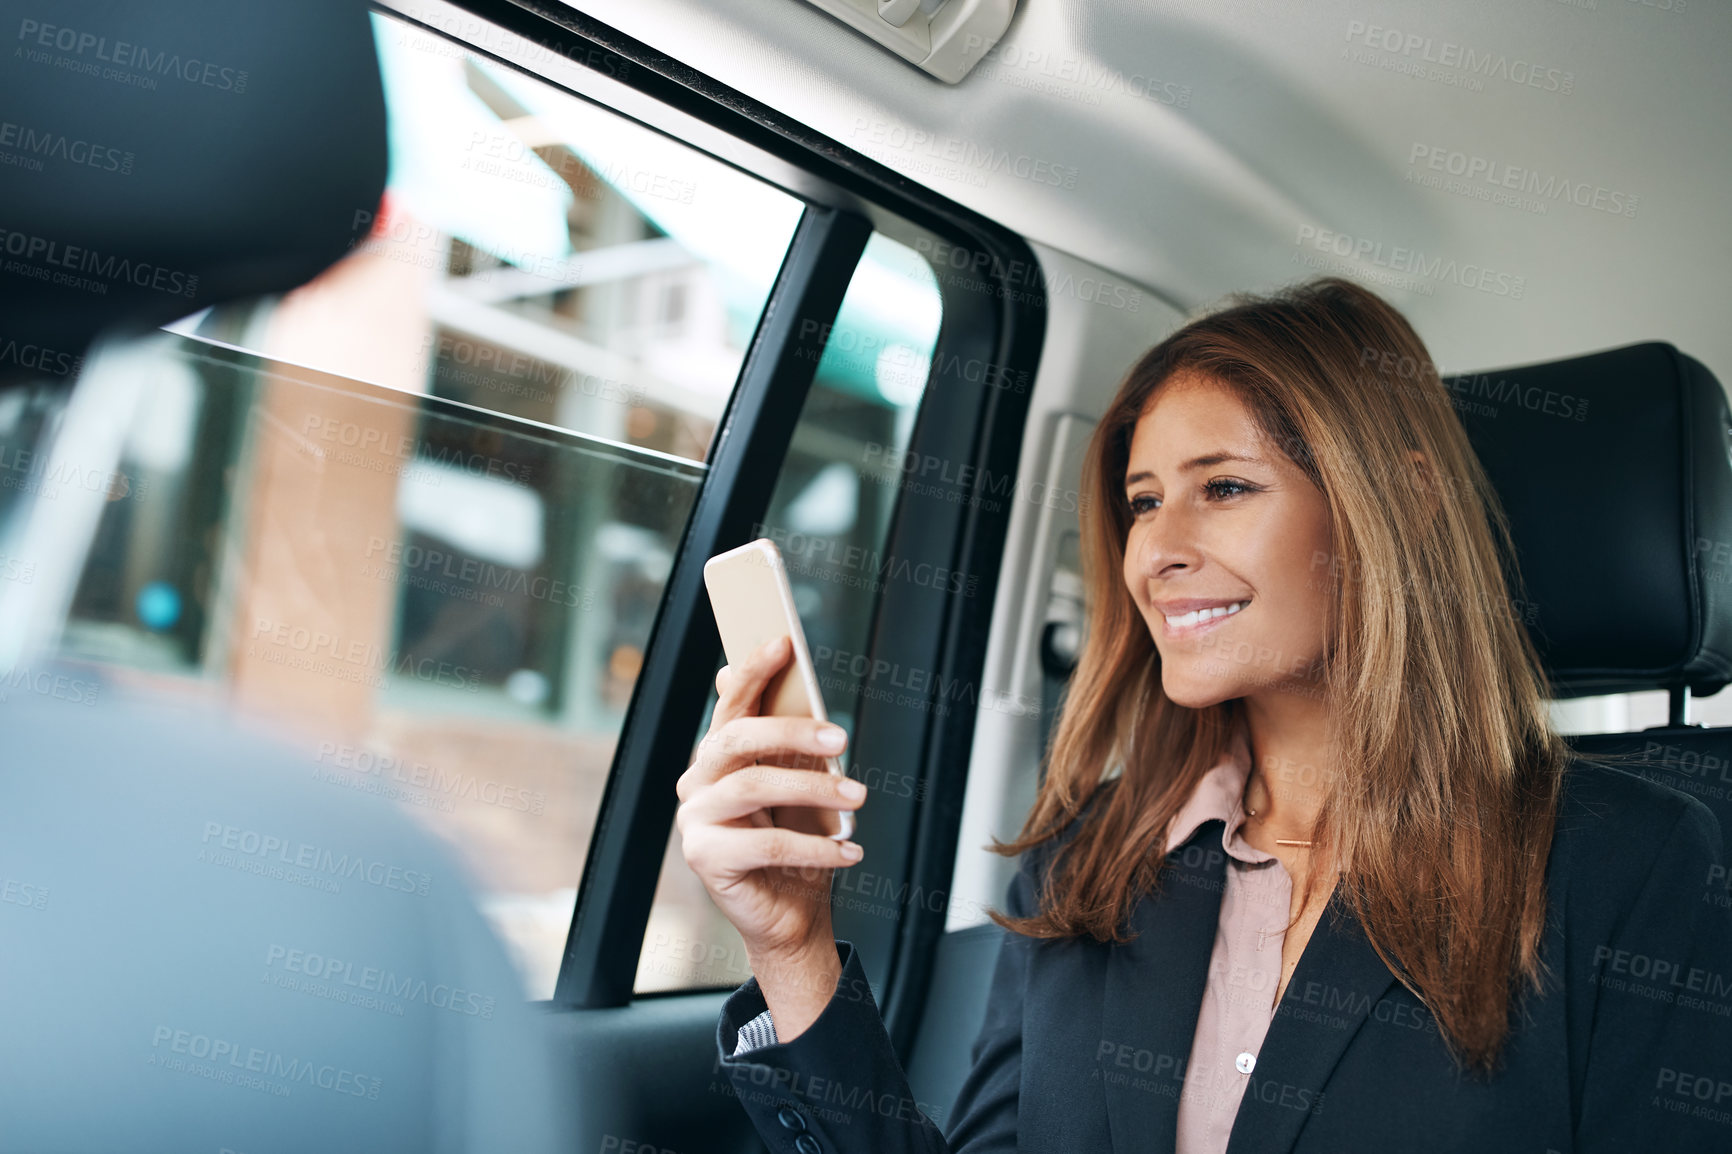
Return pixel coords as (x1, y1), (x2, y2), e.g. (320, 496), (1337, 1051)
(557, 206), (872, 1008)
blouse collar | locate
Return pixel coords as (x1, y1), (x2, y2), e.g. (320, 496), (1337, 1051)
(1162, 712), (1279, 866)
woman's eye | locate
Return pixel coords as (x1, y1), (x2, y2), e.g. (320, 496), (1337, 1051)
(1128, 493), (1160, 515)
(1204, 478), (1256, 499)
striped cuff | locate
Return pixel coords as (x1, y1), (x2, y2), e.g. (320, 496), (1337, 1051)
(731, 1008), (779, 1055)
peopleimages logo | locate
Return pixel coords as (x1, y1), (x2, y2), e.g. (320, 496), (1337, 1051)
(461, 127), (698, 205)
(247, 616), (484, 693)
(0, 336), (80, 377)
(393, 3), (635, 80)
(300, 415), (531, 485)
(17, 18), (249, 93)
(1342, 21), (1574, 94)
(1591, 945), (1732, 1002)
(1, 875), (49, 911)
(0, 442), (147, 503)
(422, 333), (644, 406)
(315, 740), (548, 815)
(1293, 225), (1525, 299)
(264, 944), (497, 1018)
(1443, 372), (1589, 421)
(0, 665), (101, 706)
(362, 535), (595, 611)
(851, 119), (1080, 190)
(860, 442), (1087, 515)
(1407, 144), (1638, 219)
(961, 33), (1193, 109)
(754, 523), (980, 597)
(0, 552), (36, 584)
(148, 1026), (381, 1099)
(199, 821), (434, 896)
(0, 119), (134, 175)
(0, 227), (198, 298)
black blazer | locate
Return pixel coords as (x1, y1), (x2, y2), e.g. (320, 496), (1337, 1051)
(715, 760), (1732, 1153)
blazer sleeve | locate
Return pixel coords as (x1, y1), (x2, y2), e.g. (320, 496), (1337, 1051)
(1575, 799), (1732, 1153)
(714, 847), (1042, 1154)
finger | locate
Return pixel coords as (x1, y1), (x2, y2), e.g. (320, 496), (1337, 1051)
(675, 760), (704, 804)
(711, 635), (792, 726)
(684, 823), (863, 879)
(682, 761), (865, 827)
(688, 715), (847, 785)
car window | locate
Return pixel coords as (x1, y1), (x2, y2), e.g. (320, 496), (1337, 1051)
(0, 9), (806, 1002)
(635, 231), (944, 993)
(184, 11), (802, 463)
(1549, 691), (1701, 735)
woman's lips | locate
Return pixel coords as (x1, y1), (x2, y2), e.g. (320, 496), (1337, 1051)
(1156, 598), (1250, 636)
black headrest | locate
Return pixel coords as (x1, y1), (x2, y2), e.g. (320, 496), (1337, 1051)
(0, 0), (386, 384)
(1449, 342), (1732, 698)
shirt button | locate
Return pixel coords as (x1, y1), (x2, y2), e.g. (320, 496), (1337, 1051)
(1235, 1051), (1257, 1075)
(777, 1105), (807, 1131)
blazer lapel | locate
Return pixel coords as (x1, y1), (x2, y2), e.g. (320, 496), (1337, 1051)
(1223, 892), (1399, 1154)
(1100, 820), (1229, 1154)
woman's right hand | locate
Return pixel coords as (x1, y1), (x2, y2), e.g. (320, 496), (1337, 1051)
(676, 635), (867, 1038)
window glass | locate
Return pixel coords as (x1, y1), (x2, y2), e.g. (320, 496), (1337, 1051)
(1, 12), (805, 1001)
(636, 232), (943, 993)
(1548, 690), (1689, 735)
(187, 12), (803, 463)
(3, 334), (706, 1003)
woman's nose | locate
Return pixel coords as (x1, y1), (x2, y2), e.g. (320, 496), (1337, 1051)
(1133, 506), (1200, 578)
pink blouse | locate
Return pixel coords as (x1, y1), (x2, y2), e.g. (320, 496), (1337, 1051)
(1166, 718), (1299, 1154)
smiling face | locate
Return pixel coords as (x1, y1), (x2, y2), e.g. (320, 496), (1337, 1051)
(1122, 371), (1336, 709)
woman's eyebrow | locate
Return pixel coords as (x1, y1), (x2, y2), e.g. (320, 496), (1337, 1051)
(1125, 451), (1261, 488)
(1181, 450), (1261, 470)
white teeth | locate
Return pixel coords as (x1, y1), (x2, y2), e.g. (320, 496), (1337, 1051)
(1163, 600), (1249, 628)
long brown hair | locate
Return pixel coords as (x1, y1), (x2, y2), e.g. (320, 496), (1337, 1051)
(990, 277), (1567, 1073)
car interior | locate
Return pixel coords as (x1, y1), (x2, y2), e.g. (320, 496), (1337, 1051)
(3, 0), (1729, 1150)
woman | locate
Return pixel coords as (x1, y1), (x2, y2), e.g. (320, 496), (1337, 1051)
(675, 278), (1731, 1153)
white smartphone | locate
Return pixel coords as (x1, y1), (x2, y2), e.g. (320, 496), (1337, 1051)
(703, 538), (854, 842)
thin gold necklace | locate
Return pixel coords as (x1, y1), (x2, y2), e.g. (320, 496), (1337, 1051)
(1244, 770), (1313, 848)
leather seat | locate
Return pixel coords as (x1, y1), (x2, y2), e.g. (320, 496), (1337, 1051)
(1450, 342), (1732, 862)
